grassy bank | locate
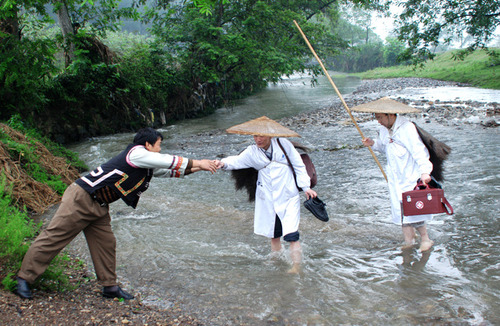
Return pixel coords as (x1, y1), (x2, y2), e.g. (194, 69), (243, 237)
(0, 118), (87, 292)
(356, 49), (500, 90)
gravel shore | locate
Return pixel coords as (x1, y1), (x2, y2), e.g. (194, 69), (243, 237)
(1, 77), (497, 326)
(280, 77), (499, 129)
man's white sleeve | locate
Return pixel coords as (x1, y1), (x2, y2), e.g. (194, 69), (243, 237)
(128, 146), (189, 178)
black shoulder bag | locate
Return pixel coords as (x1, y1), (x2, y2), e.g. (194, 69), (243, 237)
(276, 138), (317, 190)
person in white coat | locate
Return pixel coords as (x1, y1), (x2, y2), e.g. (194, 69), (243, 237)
(217, 116), (317, 274)
(353, 98), (434, 252)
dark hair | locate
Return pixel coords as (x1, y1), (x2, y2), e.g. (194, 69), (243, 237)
(133, 127), (164, 146)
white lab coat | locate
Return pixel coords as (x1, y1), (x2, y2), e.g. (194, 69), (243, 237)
(222, 138), (310, 238)
(372, 116), (433, 224)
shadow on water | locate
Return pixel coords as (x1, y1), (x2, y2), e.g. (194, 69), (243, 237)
(66, 77), (499, 325)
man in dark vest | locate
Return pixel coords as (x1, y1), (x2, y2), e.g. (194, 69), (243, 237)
(15, 127), (218, 300)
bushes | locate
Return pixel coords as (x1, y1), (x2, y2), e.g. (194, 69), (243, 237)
(0, 35), (57, 122)
(117, 42), (176, 122)
(25, 33), (221, 143)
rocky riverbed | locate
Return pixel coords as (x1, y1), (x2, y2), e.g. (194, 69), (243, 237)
(1, 77), (498, 326)
(280, 77), (499, 130)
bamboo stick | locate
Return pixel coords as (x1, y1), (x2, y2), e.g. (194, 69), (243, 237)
(293, 20), (388, 182)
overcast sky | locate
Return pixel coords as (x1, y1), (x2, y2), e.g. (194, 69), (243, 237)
(370, 8), (500, 46)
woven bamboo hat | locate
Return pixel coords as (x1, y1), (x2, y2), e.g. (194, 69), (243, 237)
(351, 97), (421, 114)
(226, 116), (300, 137)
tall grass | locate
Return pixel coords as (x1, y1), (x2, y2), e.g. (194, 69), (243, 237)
(357, 49), (500, 89)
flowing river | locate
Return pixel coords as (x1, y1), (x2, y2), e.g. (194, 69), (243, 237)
(67, 75), (499, 325)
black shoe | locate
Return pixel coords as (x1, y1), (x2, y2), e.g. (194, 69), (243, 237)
(15, 277), (33, 299)
(304, 197), (329, 222)
(102, 286), (134, 300)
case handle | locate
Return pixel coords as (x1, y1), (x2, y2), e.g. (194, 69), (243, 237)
(442, 197), (454, 215)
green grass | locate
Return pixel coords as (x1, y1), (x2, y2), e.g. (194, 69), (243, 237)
(0, 117), (88, 292)
(0, 175), (82, 294)
(356, 49), (500, 90)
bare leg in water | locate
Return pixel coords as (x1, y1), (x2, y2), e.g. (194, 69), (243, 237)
(416, 224), (433, 252)
(402, 225), (433, 251)
(287, 241), (302, 274)
(402, 225), (416, 250)
(271, 238), (282, 252)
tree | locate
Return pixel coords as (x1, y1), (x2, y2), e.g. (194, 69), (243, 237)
(2, 0), (391, 142)
(338, 4), (378, 45)
(0, 1), (57, 119)
(383, 36), (406, 66)
(54, 0), (76, 66)
(144, 0), (377, 96)
(392, 0), (500, 63)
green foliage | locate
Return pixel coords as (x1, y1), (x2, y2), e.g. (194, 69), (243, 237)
(0, 5), (59, 121)
(43, 55), (132, 139)
(193, 0), (229, 16)
(0, 35), (57, 121)
(308, 5), (404, 73)
(332, 4), (383, 47)
(0, 137), (68, 195)
(0, 123), (67, 195)
(0, 181), (77, 292)
(357, 48), (500, 89)
(147, 0), (348, 100)
(0, 0), (51, 21)
(2, 273), (17, 291)
(0, 175), (39, 290)
(0, 176), (39, 260)
(1, 115), (86, 197)
(3, 0), (496, 144)
(383, 37), (407, 66)
(394, 0), (500, 64)
(117, 40), (175, 119)
(103, 30), (154, 55)
(34, 254), (77, 292)
(2, 0), (388, 142)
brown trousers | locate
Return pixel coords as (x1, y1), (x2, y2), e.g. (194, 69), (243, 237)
(18, 183), (118, 286)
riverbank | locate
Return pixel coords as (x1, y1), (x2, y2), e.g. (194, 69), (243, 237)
(0, 259), (202, 325)
(280, 77), (499, 129)
(1, 77), (498, 326)
(356, 49), (500, 90)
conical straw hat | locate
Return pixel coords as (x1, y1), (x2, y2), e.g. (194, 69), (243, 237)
(351, 97), (421, 114)
(226, 116), (300, 137)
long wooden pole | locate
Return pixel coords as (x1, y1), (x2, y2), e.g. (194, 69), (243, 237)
(293, 20), (388, 182)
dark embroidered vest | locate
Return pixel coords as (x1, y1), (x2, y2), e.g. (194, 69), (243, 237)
(76, 144), (153, 208)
